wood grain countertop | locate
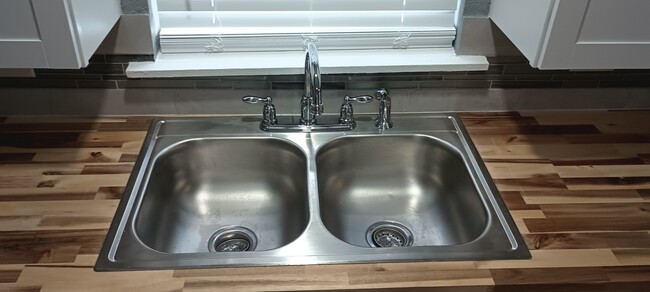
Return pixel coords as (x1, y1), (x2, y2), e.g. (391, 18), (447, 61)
(0, 111), (649, 291)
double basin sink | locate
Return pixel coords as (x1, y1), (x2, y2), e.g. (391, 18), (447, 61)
(96, 114), (530, 271)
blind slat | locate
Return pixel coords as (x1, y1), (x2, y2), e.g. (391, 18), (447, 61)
(160, 33), (455, 53)
(158, 11), (456, 31)
(157, 0), (458, 12)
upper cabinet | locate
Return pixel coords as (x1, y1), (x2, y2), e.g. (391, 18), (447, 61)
(0, 0), (121, 69)
(490, 0), (650, 70)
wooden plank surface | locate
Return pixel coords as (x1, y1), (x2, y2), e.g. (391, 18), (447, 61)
(0, 111), (649, 291)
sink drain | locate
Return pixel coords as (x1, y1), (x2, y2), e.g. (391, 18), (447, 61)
(208, 226), (258, 252)
(366, 221), (414, 248)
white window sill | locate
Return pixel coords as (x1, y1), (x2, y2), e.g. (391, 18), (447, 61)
(125, 48), (488, 78)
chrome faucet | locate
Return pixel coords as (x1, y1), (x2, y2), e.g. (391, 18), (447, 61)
(301, 42), (322, 126)
(243, 43), (389, 132)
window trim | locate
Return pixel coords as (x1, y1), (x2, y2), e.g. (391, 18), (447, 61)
(126, 48), (488, 78)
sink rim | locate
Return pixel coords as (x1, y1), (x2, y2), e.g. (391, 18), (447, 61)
(95, 114), (531, 271)
(314, 132), (464, 156)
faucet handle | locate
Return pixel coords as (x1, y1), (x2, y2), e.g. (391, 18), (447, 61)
(339, 95), (373, 128)
(243, 96), (272, 104)
(242, 96), (278, 129)
(344, 95), (374, 104)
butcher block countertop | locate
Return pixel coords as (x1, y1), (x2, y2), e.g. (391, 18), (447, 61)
(1, 111), (649, 292)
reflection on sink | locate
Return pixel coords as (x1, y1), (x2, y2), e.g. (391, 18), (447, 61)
(317, 135), (488, 248)
(135, 138), (309, 253)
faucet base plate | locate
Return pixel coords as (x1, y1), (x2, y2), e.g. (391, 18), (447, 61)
(261, 115), (356, 132)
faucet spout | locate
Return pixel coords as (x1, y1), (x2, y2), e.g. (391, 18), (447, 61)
(301, 42), (322, 125)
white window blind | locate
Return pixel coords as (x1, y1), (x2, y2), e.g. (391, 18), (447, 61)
(157, 0), (460, 54)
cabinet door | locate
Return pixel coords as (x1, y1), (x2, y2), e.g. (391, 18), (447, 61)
(0, 1), (49, 68)
(489, 0), (555, 67)
(541, 0), (650, 69)
(0, 0), (120, 69)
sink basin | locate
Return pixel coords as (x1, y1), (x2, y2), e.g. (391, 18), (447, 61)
(317, 135), (487, 248)
(96, 114), (530, 271)
(135, 139), (309, 253)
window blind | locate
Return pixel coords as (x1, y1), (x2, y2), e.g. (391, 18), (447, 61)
(157, 0), (460, 54)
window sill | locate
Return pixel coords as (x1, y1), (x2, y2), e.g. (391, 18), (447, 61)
(125, 48), (488, 78)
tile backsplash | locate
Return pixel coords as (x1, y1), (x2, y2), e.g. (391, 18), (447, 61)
(1, 55), (649, 90)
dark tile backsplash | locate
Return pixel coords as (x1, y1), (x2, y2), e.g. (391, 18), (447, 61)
(1, 54), (650, 89)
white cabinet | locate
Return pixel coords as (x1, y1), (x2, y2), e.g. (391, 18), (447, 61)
(490, 0), (650, 70)
(0, 0), (121, 69)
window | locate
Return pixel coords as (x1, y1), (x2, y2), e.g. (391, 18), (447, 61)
(156, 0), (461, 54)
(128, 0), (486, 78)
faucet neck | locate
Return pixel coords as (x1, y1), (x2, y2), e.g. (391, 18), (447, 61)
(301, 43), (322, 126)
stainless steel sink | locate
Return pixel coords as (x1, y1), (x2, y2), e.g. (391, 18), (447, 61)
(96, 114), (530, 271)
(135, 139), (309, 253)
(317, 135), (488, 248)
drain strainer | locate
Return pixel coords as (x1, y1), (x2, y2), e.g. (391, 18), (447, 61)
(366, 221), (414, 248)
(208, 226), (258, 252)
